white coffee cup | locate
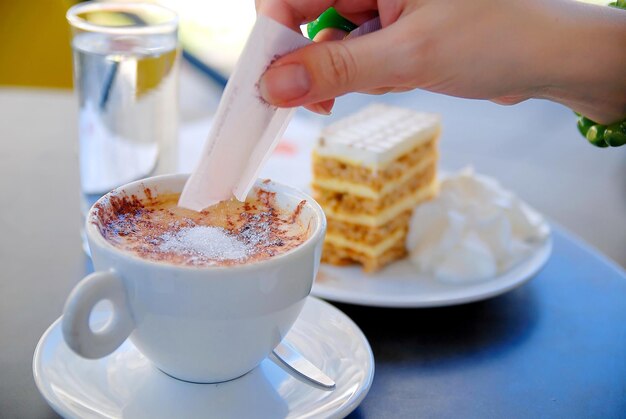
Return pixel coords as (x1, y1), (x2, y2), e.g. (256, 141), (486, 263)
(62, 174), (326, 383)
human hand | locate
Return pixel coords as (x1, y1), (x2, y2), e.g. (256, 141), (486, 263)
(257, 0), (626, 124)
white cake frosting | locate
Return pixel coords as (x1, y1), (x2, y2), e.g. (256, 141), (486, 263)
(406, 168), (550, 283)
(316, 104), (441, 168)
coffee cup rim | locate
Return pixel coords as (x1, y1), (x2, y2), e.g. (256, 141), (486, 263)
(86, 174), (327, 271)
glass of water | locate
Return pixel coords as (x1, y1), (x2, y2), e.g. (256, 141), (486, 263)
(67, 2), (179, 249)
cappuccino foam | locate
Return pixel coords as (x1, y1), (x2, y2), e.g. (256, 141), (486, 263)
(93, 186), (310, 266)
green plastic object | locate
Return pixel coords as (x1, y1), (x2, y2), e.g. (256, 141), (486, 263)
(576, 114), (626, 148)
(604, 122), (626, 147)
(575, 0), (626, 148)
(307, 8), (358, 40)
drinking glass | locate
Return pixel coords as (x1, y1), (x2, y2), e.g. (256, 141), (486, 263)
(66, 2), (179, 250)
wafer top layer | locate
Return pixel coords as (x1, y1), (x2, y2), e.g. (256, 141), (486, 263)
(316, 104), (441, 169)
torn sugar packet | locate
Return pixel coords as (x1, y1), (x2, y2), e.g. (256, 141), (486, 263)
(178, 15), (311, 211)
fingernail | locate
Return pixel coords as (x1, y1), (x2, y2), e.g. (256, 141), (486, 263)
(310, 100), (334, 115)
(259, 64), (311, 104)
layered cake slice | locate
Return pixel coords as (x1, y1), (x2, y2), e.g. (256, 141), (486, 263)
(312, 104), (440, 272)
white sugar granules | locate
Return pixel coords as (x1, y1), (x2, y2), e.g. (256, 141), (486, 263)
(158, 226), (249, 261)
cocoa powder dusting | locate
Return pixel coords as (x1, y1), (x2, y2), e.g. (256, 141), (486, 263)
(143, 187), (154, 201)
(290, 200), (307, 223)
(93, 187), (310, 267)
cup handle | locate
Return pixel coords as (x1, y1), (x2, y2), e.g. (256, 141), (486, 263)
(62, 270), (134, 359)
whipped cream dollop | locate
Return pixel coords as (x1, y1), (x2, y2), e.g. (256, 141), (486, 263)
(406, 168), (549, 283)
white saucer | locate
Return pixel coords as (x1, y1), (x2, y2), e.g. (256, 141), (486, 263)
(33, 297), (374, 419)
(312, 238), (552, 308)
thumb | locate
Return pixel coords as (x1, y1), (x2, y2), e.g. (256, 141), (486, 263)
(259, 31), (399, 107)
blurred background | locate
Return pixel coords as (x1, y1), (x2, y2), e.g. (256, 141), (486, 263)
(1, 0), (624, 268)
(0, 0), (257, 89)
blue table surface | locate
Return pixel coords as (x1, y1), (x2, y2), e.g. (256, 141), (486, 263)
(342, 224), (626, 418)
(69, 223), (625, 419)
(70, 223), (626, 419)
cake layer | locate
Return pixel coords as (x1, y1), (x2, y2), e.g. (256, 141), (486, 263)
(312, 136), (438, 193)
(313, 104), (441, 272)
(326, 212), (411, 245)
(321, 181), (438, 227)
(313, 153), (437, 199)
(325, 227), (405, 258)
(322, 239), (407, 272)
(316, 104), (441, 169)
(313, 161), (436, 216)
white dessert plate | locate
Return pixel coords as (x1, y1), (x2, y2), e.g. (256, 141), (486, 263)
(33, 297), (374, 419)
(312, 236), (552, 308)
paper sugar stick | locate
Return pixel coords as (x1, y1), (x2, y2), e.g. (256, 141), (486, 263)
(178, 16), (312, 211)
